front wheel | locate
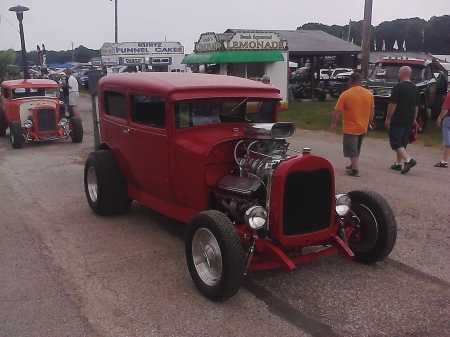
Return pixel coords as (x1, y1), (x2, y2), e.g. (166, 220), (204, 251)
(10, 120), (23, 149)
(186, 210), (244, 301)
(70, 117), (83, 143)
(84, 150), (132, 216)
(346, 190), (397, 264)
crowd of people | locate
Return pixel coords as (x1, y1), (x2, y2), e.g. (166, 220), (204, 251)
(331, 65), (449, 177)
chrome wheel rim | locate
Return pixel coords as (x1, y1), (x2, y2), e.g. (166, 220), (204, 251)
(86, 166), (98, 202)
(192, 228), (222, 286)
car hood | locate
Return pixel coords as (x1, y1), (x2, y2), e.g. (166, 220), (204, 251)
(173, 124), (245, 162)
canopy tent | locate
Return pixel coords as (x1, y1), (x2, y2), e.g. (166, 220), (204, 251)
(182, 50), (284, 64)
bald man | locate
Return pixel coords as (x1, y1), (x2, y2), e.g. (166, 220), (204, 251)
(385, 66), (419, 174)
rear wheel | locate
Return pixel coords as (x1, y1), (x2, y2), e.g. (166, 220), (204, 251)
(0, 110), (6, 137)
(346, 190), (397, 264)
(84, 150), (132, 216)
(314, 89), (327, 101)
(186, 210), (244, 301)
(10, 121), (23, 149)
(70, 117), (83, 143)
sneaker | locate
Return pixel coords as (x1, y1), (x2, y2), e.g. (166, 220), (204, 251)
(434, 161), (448, 168)
(345, 165), (352, 169)
(401, 158), (417, 174)
(346, 168), (360, 177)
(390, 164), (402, 171)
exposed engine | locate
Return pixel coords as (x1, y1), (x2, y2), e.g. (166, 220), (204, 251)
(215, 123), (296, 229)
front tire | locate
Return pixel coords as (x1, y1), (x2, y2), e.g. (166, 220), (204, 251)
(186, 211), (244, 301)
(0, 110), (6, 137)
(84, 150), (132, 216)
(70, 117), (83, 143)
(346, 190), (397, 264)
(10, 120), (23, 149)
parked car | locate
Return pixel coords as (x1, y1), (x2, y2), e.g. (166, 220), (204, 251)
(84, 73), (397, 301)
(314, 69), (332, 80)
(0, 79), (83, 149)
(330, 68), (354, 80)
(364, 57), (448, 132)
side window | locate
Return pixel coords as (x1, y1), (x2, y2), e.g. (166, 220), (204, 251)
(131, 95), (166, 128)
(105, 90), (127, 119)
(2, 87), (9, 99)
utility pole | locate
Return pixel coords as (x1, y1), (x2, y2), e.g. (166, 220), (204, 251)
(347, 19), (351, 42)
(361, 0), (373, 78)
(110, 0), (118, 43)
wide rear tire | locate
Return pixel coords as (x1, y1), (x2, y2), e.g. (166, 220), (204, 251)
(10, 120), (23, 149)
(347, 190), (397, 264)
(186, 210), (244, 301)
(70, 117), (83, 143)
(84, 150), (132, 216)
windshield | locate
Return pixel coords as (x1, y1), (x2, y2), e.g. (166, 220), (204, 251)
(371, 63), (425, 81)
(174, 99), (277, 129)
(12, 87), (58, 99)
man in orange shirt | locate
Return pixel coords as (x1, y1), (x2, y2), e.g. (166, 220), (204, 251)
(331, 72), (374, 177)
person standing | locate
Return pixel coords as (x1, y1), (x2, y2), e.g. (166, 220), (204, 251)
(59, 73), (73, 118)
(257, 75), (276, 122)
(64, 68), (80, 118)
(385, 66), (418, 174)
(331, 72), (374, 177)
(434, 92), (450, 168)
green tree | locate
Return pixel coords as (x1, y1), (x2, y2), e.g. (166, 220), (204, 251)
(0, 49), (18, 82)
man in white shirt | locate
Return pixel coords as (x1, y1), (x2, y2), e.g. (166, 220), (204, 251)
(64, 68), (79, 117)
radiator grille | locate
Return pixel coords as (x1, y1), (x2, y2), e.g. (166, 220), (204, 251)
(37, 108), (56, 132)
(283, 169), (332, 236)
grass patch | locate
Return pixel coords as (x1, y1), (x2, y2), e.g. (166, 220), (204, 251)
(278, 101), (443, 149)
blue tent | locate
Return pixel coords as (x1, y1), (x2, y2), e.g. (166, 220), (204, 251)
(48, 63), (74, 69)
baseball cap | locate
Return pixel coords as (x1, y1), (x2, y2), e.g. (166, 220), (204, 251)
(260, 75), (270, 81)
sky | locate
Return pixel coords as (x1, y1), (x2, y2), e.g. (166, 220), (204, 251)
(0, 0), (449, 54)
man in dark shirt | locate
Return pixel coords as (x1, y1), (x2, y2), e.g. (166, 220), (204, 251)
(385, 66), (418, 174)
(258, 75), (275, 122)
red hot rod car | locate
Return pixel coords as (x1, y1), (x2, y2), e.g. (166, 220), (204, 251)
(84, 73), (397, 301)
(0, 79), (83, 149)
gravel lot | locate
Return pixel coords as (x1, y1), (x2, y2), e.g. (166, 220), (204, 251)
(0, 95), (448, 337)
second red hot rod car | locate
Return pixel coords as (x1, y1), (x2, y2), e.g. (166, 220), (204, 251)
(84, 73), (397, 301)
(0, 79), (83, 149)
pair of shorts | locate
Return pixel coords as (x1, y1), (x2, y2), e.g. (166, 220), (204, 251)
(389, 125), (411, 150)
(443, 117), (450, 147)
(343, 133), (365, 158)
(69, 91), (79, 106)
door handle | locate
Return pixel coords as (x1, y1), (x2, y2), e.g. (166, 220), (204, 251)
(123, 128), (130, 134)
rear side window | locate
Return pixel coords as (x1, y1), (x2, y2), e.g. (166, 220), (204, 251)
(2, 87), (9, 99)
(131, 95), (166, 128)
(105, 90), (127, 119)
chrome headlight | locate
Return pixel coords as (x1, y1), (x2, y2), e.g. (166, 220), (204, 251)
(58, 118), (68, 127)
(24, 120), (33, 129)
(244, 206), (268, 230)
(335, 194), (351, 216)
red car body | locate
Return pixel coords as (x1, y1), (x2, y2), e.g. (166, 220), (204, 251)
(85, 72), (397, 301)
